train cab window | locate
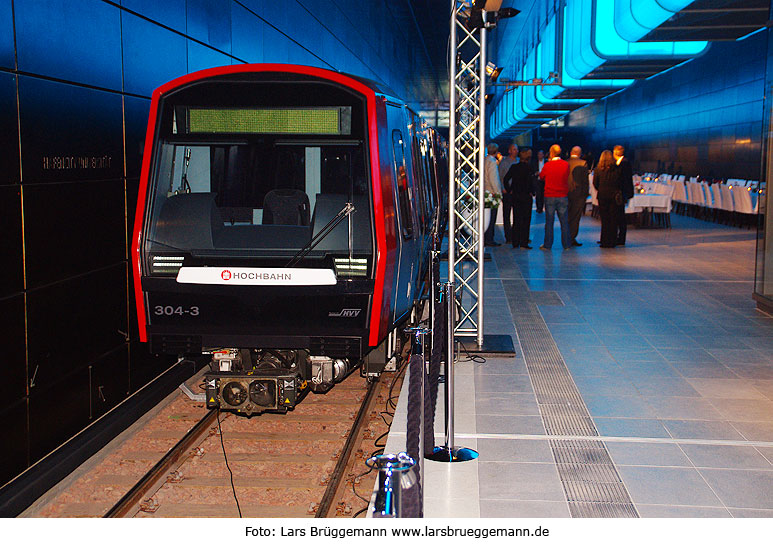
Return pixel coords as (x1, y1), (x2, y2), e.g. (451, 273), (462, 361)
(145, 94), (373, 268)
(391, 130), (413, 239)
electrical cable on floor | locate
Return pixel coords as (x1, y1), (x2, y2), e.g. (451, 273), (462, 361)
(216, 409), (242, 518)
(458, 340), (486, 363)
(353, 506), (368, 518)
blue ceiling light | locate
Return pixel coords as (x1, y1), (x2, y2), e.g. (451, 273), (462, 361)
(561, 5), (634, 87)
(563, 0), (707, 81)
(596, 0), (707, 58)
(615, 0), (696, 42)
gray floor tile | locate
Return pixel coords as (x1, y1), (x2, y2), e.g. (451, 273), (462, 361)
(672, 363), (740, 379)
(662, 419), (745, 440)
(725, 363), (773, 380)
(707, 398), (773, 422)
(573, 376), (639, 396)
(750, 380), (773, 401)
(700, 469), (773, 509)
(645, 396), (724, 421)
(479, 499), (571, 518)
(605, 441), (692, 467)
(617, 466), (723, 506)
(593, 418), (671, 438)
(475, 374), (535, 393)
(618, 361), (682, 378)
(728, 508), (773, 517)
(475, 414), (546, 435)
(478, 462), (566, 501)
(636, 504), (732, 518)
(477, 439), (555, 463)
(584, 394), (657, 419)
(679, 443), (773, 469)
(755, 445), (773, 465)
(475, 393), (540, 416)
(686, 378), (767, 400)
(471, 359), (528, 375)
(631, 377), (702, 398)
(730, 421), (773, 442)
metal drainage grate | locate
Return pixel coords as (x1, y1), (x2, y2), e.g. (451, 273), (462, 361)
(496, 252), (638, 518)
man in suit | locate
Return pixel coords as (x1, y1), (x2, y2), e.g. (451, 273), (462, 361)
(483, 143), (502, 246)
(613, 145), (634, 245)
(498, 144), (519, 242)
(534, 149), (546, 213)
(567, 146), (590, 247)
(502, 148), (534, 248)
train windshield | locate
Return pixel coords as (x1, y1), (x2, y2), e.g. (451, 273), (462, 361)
(143, 79), (373, 271)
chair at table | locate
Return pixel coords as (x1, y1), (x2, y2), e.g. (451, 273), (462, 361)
(719, 184), (735, 225)
(652, 184), (675, 228)
(712, 183), (724, 223)
(731, 185), (755, 228)
(671, 180), (687, 215)
(589, 175), (599, 217)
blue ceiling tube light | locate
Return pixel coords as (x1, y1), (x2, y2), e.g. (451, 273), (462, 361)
(563, 0), (708, 81)
(595, 0), (707, 58)
(614, 0), (696, 42)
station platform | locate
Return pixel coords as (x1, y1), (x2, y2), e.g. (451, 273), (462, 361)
(385, 212), (773, 518)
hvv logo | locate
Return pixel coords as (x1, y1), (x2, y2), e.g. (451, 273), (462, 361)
(329, 308), (361, 318)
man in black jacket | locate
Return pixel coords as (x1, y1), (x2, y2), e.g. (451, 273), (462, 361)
(613, 145), (634, 246)
(567, 146), (590, 246)
(502, 148), (535, 248)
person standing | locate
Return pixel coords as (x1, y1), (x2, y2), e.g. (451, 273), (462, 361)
(498, 144), (519, 242)
(593, 150), (620, 248)
(503, 148), (534, 248)
(534, 149), (546, 213)
(538, 144), (571, 250)
(483, 143), (502, 246)
(567, 146), (590, 247)
(613, 145), (634, 246)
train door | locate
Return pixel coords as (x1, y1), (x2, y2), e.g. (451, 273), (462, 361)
(386, 103), (417, 322)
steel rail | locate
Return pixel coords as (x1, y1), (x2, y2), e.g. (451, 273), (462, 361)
(103, 409), (219, 518)
(315, 379), (379, 518)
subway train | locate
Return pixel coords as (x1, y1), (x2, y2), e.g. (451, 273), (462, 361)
(132, 64), (447, 415)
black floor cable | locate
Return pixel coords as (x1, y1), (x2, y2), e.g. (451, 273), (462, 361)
(216, 409), (242, 518)
(458, 340), (486, 363)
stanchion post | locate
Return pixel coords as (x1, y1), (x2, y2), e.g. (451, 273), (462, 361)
(426, 281), (479, 463)
(367, 452), (417, 518)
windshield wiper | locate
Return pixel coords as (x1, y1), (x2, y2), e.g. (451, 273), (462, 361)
(144, 238), (189, 253)
(286, 203), (354, 268)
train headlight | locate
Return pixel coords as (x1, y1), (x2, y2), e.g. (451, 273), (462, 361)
(221, 381), (248, 406)
(333, 257), (368, 278)
(150, 254), (186, 275)
(249, 380), (277, 408)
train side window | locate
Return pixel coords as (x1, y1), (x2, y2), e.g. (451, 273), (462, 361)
(392, 130), (413, 239)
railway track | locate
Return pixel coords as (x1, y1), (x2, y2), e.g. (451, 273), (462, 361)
(29, 365), (404, 518)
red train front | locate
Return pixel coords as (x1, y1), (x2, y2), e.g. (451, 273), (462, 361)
(132, 64), (446, 414)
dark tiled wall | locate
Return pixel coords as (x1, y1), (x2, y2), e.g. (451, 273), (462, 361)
(0, 0), (441, 487)
(547, 30), (768, 180)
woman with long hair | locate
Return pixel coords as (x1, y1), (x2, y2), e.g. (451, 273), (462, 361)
(593, 150), (620, 248)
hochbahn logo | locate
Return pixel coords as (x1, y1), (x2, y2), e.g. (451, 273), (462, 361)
(221, 269), (292, 281)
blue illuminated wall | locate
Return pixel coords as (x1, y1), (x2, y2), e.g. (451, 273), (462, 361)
(545, 30), (768, 180)
(0, 0), (443, 490)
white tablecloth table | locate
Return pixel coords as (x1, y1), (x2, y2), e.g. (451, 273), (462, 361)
(626, 193), (670, 214)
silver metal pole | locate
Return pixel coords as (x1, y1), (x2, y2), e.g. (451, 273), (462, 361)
(477, 23), (487, 349)
(448, 0), (457, 295)
(445, 282), (455, 449)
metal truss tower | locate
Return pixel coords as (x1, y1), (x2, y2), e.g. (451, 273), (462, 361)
(448, 1), (488, 347)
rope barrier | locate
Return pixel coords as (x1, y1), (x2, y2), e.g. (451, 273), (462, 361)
(403, 352), (425, 517)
